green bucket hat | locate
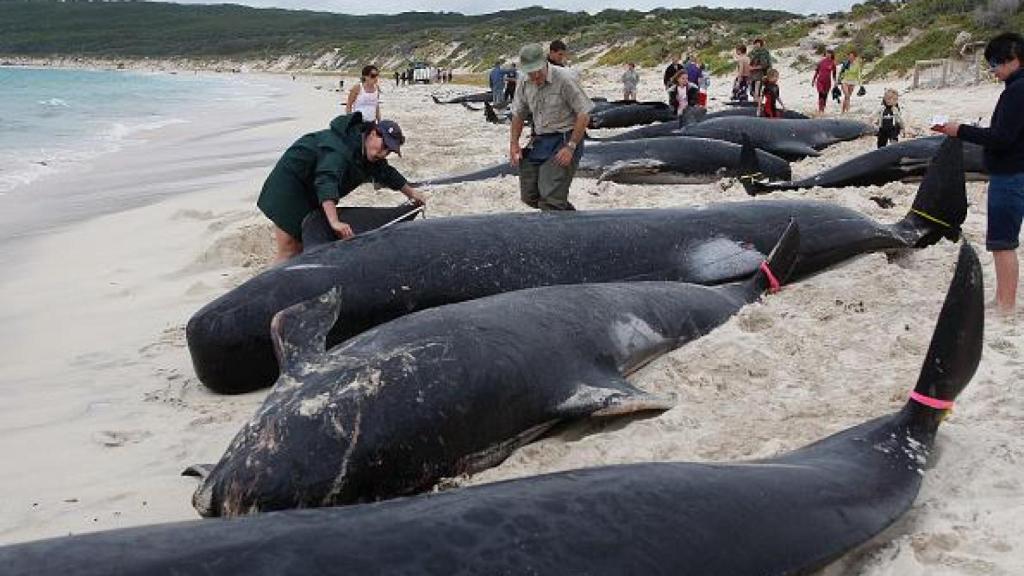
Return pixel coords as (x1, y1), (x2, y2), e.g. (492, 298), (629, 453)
(519, 43), (546, 74)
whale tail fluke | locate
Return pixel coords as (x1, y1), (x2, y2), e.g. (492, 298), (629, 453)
(431, 95), (444, 105)
(300, 203), (423, 250)
(752, 218), (800, 295)
(897, 137), (968, 247)
(904, 242), (984, 435)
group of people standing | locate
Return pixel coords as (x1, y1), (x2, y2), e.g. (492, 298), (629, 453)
(663, 55), (709, 115)
(394, 67), (453, 86)
(489, 61), (519, 105)
(810, 48), (863, 115)
(810, 48), (902, 149)
(729, 39), (782, 117)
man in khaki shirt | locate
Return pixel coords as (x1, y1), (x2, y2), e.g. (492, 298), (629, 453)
(510, 43), (593, 211)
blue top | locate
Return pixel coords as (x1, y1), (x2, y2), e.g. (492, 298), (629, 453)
(686, 62), (703, 84)
(489, 66), (505, 91)
(958, 68), (1024, 174)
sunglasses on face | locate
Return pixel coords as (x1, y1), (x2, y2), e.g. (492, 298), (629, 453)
(369, 72), (379, 78)
(988, 59), (1004, 71)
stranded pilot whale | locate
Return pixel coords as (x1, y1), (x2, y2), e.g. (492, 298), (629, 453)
(187, 138), (967, 394)
(590, 117), (871, 160)
(187, 222), (799, 516)
(743, 135), (987, 194)
(678, 116), (874, 160)
(413, 137), (791, 186)
(0, 242), (983, 576)
(430, 91), (493, 105)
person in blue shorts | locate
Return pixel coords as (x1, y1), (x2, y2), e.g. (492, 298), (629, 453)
(935, 32), (1024, 315)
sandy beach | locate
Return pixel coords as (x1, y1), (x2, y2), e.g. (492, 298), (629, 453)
(0, 58), (1021, 575)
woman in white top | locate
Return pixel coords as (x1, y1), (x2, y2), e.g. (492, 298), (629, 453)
(346, 64), (381, 122)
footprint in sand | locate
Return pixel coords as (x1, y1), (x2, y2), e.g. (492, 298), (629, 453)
(92, 430), (152, 448)
(737, 307), (774, 332)
(988, 337), (1019, 359)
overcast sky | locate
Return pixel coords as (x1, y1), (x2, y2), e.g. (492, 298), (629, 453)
(168, 0), (858, 17)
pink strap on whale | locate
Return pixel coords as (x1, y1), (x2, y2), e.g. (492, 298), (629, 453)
(760, 261), (781, 294)
(909, 391), (955, 410)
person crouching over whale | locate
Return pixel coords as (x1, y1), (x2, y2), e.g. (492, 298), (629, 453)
(257, 113), (426, 262)
(509, 42), (593, 211)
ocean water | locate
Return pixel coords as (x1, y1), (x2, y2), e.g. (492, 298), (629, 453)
(0, 66), (304, 264)
(0, 67), (262, 195)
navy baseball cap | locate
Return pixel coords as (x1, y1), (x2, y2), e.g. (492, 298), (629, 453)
(376, 120), (405, 156)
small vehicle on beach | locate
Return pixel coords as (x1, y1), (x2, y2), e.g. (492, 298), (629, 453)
(412, 62), (435, 84)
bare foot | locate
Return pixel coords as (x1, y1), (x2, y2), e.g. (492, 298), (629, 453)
(987, 299), (1017, 319)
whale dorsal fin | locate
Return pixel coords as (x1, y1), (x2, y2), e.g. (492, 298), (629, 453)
(270, 288), (342, 376)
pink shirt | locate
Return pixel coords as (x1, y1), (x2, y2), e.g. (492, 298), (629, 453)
(815, 57), (836, 92)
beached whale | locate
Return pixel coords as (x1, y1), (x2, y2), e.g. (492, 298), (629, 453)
(186, 138), (967, 394)
(743, 136), (987, 194)
(413, 137), (790, 186)
(588, 101), (676, 129)
(678, 117), (874, 160)
(430, 91), (494, 104)
(589, 111), (836, 146)
(187, 222), (799, 515)
(0, 242), (983, 575)
(587, 106), (812, 142)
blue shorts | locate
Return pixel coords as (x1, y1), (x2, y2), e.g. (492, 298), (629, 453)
(987, 172), (1024, 251)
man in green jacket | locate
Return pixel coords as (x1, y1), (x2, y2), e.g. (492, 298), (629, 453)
(257, 113), (425, 262)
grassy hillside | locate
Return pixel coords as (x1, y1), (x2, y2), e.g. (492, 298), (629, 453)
(0, 1), (800, 71)
(844, 0), (1023, 79)
(2, 0), (1019, 77)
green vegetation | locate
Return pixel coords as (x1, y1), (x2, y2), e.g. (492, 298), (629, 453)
(866, 25), (965, 79)
(842, 0), (1023, 80)
(3, 0), (1019, 78)
(0, 1), (799, 71)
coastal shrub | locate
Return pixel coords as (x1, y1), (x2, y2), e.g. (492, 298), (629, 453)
(865, 27), (960, 78)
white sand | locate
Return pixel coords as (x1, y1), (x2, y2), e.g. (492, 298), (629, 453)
(0, 62), (1021, 575)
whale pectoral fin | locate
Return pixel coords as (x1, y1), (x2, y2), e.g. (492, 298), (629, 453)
(270, 288), (342, 374)
(772, 141), (819, 159)
(597, 159), (667, 183)
(181, 463), (214, 480)
(558, 378), (675, 419)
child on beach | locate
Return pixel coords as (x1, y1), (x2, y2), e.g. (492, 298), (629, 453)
(668, 70), (698, 117)
(876, 89), (903, 148)
(759, 68), (784, 118)
(732, 44), (750, 102)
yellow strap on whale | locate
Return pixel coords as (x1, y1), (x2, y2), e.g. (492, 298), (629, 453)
(910, 208), (952, 229)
